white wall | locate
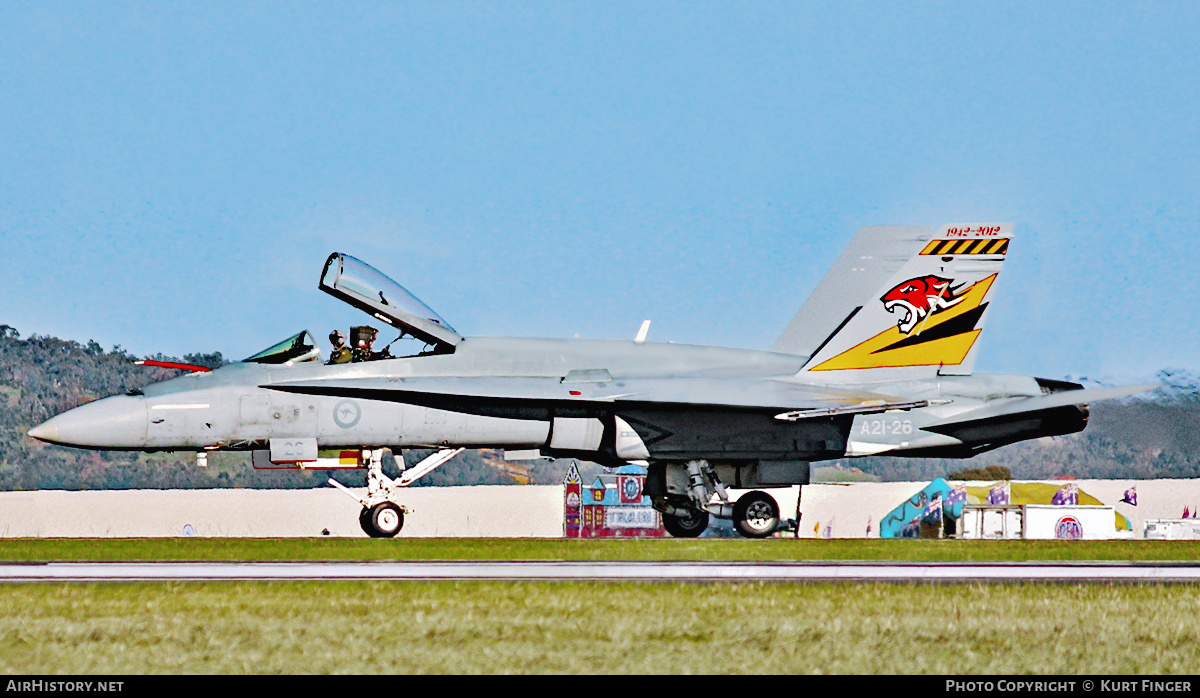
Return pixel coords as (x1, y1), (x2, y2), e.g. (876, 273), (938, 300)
(0, 479), (1194, 538)
(0, 486), (565, 538)
(772, 479), (1198, 539)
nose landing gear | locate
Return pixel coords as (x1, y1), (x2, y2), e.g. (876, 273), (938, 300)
(326, 447), (464, 538)
(361, 501), (406, 538)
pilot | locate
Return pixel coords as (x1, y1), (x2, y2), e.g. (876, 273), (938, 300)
(327, 330), (352, 365)
(350, 325), (378, 362)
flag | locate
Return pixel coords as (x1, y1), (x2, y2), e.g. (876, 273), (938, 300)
(1052, 482), (1079, 506)
(945, 484), (967, 518)
(822, 523), (833, 539)
(814, 521), (820, 535)
(988, 481), (1010, 505)
(922, 493), (944, 525)
(866, 517), (873, 537)
(1121, 486), (1137, 506)
(1185, 507), (1191, 519)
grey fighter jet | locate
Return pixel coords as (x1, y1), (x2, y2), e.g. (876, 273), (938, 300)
(28, 223), (1152, 538)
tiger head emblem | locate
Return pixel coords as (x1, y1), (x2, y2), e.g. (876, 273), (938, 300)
(880, 275), (963, 334)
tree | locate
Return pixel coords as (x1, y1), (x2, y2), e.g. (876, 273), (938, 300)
(948, 465), (1012, 481)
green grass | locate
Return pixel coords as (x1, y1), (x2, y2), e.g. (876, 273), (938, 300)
(0, 581), (1198, 674)
(2, 538), (1199, 674)
(0, 537), (1199, 562)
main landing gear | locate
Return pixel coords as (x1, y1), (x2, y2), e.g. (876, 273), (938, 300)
(650, 460), (781, 539)
(327, 447), (464, 538)
(662, 507), (710, 538)
(731, 490), (781, 538)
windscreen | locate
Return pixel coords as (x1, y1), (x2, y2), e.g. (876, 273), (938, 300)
(242, 331), (322, 364)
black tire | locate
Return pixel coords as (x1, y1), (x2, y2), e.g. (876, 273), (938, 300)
(366, 502), (404, 538)
(733, 491), (780, 538)
(359, 507), (379, 537)
(662, 508), (709, 538)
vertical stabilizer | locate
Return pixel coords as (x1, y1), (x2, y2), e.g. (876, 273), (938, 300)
(772, 226), (931, 357)
(790, 223), (1013, 379)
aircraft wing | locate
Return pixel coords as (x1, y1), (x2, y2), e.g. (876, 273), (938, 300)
(925, 383), (1158, 427)
(267, 375), (919, 417)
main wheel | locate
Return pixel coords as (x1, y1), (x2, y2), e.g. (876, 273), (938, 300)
(362, 502), (405, 538)
(733, 491), (780, 538)
(662, 507), (709, 538)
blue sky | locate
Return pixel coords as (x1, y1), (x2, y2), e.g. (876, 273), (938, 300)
(2, 1), (1197, 382)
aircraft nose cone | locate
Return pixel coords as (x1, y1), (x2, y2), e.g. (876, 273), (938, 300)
(27, 420), (58, 442)
(27, 395), (148, 448)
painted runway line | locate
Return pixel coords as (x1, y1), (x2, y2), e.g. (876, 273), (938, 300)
(2, 561), (1200, 582)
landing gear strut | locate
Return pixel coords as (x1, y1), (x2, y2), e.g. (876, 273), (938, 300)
(327, 447), (464, 538)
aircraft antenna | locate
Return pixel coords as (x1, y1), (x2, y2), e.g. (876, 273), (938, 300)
(634, 320), (651, 344)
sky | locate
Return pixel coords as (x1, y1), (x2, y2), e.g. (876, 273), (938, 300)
(2, 1), (1198, 383)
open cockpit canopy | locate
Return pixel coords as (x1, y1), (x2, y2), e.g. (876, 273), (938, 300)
(319, 253), (460, 353)
(242, 330), (322, 365)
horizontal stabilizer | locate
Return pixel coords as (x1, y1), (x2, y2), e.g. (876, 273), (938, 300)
(926, 384), (1157, 427)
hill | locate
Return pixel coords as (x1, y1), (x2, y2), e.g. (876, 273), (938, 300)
(832, 374), (1200, 482)
(0, 326), (590, 490)
(2, 324), (1197, 489)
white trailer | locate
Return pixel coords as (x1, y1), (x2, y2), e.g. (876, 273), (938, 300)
(959, 504), (1023, 540)
(1021, 505), (1122, 540)
(1144, 519), (1200, 540)
(960, 504), (1122, 540)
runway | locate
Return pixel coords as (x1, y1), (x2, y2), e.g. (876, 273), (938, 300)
(3, 561), (1200, 582)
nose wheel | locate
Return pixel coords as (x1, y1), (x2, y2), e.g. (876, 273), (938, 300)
(360, 502), (405, 538)
(328, 447), (464, 538)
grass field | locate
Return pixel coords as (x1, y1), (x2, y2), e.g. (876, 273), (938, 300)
(2, 536), (1200, 562)
(2, 538), (1198, 674)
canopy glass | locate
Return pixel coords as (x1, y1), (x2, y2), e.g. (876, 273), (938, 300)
(319, 253), (460, 352)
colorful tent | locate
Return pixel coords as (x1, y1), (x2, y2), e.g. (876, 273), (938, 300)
(880, 478), (963, 538)
(881, 480), (1131, 538)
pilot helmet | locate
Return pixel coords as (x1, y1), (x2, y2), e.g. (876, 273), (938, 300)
(350, 325), (378, 347)
(329, 329), (346, 345)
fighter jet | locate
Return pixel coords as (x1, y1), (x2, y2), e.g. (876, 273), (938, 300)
(28, 223), (1152, 538)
